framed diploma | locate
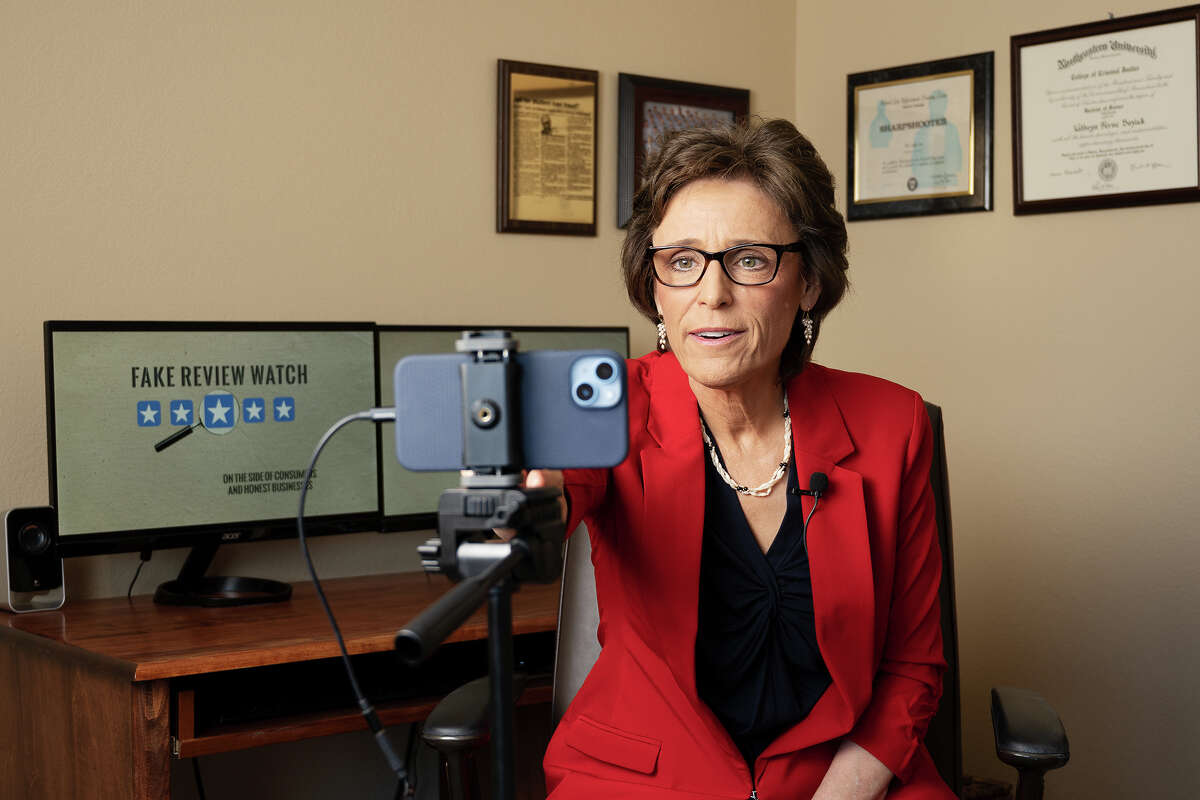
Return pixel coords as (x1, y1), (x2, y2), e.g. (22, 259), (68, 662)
(1012, 6), (1200, 215)
(847, 52), (994, 221)
(617, 74), (750, 228)
(497, 59), (598, 235)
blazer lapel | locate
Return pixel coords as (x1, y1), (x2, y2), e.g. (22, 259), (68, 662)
(761, 365), (876, 757)
(638, 354), (707, 694)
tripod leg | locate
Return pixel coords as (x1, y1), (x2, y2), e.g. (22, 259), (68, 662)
(488, 579), (515, 800)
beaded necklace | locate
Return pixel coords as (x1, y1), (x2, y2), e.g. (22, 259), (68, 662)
(699, 393), (791, 497)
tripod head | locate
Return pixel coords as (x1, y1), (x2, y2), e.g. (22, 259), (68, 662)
(419, 485), (564, 584)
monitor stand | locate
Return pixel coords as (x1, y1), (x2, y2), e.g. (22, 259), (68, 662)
(154, 541), (292, 607)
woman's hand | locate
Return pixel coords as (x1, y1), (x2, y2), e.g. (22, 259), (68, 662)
(493, 469), (566, 541)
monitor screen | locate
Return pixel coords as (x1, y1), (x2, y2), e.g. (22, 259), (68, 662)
(45, 322), (381, 555)
(377, 325), (629, 529)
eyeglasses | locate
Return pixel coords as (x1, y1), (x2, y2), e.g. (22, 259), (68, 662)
(647, 241), (803, 287)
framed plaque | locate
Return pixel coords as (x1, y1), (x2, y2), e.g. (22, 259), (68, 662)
(617, 73), (750, 228)
(497, 59), (598, 235)
(1012, 6), (1200, 215)
(847, 52), (994, 221)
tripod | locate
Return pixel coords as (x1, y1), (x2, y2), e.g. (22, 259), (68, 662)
(394, 330), (565, 799)
(395, 476), (564, 800)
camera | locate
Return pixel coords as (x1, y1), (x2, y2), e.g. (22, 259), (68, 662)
(569, 356), (621, 409)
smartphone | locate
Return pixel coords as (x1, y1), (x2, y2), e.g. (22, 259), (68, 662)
(393, 349), (627, 471)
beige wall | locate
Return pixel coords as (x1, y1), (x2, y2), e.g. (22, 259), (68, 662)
(795, 1), (1200, 798)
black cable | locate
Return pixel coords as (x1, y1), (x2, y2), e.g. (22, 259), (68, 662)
(297, 408), (407, 779)
(393, 723), (416, 798)
(192, 756), (207, 800)
(391, 722), (418, 797)
(406, 721), (423, 797)
(801, 495), (821, 557)
(127, 548), (152, 600)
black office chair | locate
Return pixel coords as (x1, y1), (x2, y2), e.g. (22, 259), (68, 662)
(422, 404), (1069, 799)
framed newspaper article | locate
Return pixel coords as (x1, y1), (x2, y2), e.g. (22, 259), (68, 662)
(847, 52), (994, 221)
(617, 73), (749, 228)
(497, 59), (599, 236)
(1012, 5), (1200, 215)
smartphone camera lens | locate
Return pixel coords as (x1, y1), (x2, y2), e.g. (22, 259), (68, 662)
(570, 355), (622, 409)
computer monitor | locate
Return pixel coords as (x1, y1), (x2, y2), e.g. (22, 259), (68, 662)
(45, 321), (381, 602)
(376, 325), (629, 531)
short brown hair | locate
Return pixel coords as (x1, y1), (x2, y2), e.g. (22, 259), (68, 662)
(621, 118), (849, 379)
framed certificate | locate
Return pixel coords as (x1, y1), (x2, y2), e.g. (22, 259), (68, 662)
(847, 52), (994, 221)
(497, 59), (599, 236)
(617, 73), (749, 228)
(1012, 6), (1200, 215)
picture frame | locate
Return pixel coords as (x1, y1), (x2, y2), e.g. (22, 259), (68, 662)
(1012, 5), (1200, 215)
(617, 73), (750, 228)
(846, 52), (994, 221)
(497, 59), (599, 235)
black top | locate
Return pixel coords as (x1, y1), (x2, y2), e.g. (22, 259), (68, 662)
(694, 444), (832, 768)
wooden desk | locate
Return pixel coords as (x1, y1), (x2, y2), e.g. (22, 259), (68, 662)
(0, 572), (561, 800)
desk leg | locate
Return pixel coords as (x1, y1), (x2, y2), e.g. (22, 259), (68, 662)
(0, 633), (170, 800)
(132, 680), (170, 799)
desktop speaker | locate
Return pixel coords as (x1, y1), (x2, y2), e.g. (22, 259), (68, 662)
(2, 506), (65, 613)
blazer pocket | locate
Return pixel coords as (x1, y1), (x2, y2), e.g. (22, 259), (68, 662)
(564, 714), (661, 775)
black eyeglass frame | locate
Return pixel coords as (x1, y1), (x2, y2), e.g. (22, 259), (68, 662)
(646, 241), (804, 287)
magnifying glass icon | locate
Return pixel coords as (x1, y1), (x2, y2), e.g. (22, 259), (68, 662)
(154, 391), (241, 452)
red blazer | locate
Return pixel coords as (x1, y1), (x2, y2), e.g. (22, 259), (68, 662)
(543, 352), (954, 799)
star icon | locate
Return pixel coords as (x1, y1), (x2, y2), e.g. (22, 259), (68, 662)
(245, 401), (263, 421)
(172, 402), (192, 424)
(207, 399), (230, 425)
(140, 404), (159, 424)
(274, 399), (293, 420)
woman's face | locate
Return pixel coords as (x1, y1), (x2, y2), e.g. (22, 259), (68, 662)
(652, 177), (818, 391)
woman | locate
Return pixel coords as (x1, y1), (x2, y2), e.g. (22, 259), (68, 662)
(529, 119), (951, 799)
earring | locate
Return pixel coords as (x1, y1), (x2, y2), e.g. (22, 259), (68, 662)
(802, 312), (814, 347)
(656, 319), (667, 352)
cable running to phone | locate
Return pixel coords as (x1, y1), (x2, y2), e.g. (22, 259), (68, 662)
(296, 407), (406, 781)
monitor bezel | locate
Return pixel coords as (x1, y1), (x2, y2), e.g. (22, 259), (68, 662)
(44, 320), (383, 558)
(375, 323), (630, 533)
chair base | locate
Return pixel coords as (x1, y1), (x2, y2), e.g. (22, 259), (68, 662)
(962, 775), (1013, 799)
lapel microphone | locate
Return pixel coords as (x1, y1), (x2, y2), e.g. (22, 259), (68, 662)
(791, 472), (829, 499)
(790, 472), (829, 556)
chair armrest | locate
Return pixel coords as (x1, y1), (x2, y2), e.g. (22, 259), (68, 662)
(990, 686), (1069, 772)
(422, 674), (528, 752)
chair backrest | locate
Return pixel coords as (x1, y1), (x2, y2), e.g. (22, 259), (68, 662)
(922, 402), (962, 795)
(550, 403), (962, 793)
(551, 523), (602, 725)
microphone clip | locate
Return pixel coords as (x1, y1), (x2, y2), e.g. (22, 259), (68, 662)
(789, 471), (829, 500)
